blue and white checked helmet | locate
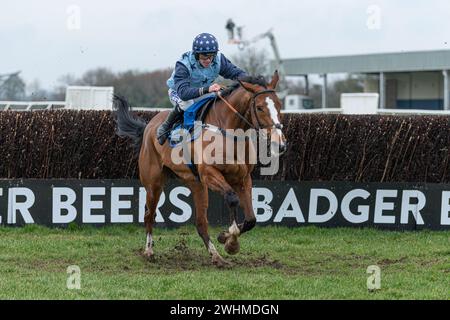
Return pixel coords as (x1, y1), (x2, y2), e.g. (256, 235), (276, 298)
(192, 33), (219, 54)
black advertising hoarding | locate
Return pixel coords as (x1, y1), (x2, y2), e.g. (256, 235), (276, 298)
(0, 179), (449, 230)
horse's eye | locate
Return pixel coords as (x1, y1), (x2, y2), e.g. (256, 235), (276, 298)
(257, 106), (264, 112)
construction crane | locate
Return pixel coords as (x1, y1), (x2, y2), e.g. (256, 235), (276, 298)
(225, 19), (288, 98)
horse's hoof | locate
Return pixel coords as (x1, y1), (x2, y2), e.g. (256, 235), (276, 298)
(211, 255), (230, 268)
(217, 231), (229, 244)
(143, 248), (154, 259)
(224, 236), (240, 255)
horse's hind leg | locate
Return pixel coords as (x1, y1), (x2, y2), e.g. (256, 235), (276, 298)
(140, 146), (166, 258)
(143, 181), (163, 258)
(187, 181), (229, 267)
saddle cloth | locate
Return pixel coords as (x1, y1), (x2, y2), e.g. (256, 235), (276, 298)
(168, 94), (216, 147)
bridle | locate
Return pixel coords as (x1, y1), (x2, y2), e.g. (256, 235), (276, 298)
(217, 88), (283, 131)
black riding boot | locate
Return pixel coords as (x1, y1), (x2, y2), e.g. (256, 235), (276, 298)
(157, 105), (183, 145)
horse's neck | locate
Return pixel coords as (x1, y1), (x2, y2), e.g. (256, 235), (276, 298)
(207, 91), (250, 130)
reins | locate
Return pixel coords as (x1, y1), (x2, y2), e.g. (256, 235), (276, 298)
(217, 92), (254, 129)
(216, 87), (281, 131)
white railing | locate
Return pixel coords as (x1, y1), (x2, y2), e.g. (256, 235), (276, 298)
(2, 101), (450, 116)
(0, 102), (171, 112)
(130, 106), (450, 115)
(130, 107), (171, 112)
(282, 108), (342, 114)
(377, 108), (450, 115)
(282, 108), (450, 115)
(0, 101), (66, 111)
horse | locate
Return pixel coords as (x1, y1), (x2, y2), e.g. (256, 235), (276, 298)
(114, 70), (287, 267)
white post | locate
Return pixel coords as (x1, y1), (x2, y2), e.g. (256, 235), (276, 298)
(322, 74), (327, 109)
(304, 75), (309, 96)
(443, 70), (449, 110)
(379, 72), (385, 109)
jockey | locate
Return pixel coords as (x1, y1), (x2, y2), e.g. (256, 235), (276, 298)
(157, 32), (248, 145)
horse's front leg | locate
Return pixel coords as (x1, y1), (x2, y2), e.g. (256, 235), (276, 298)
(187, 181), (229, 267)
(217, 196), (241, 256)
(217, 175), (256, 252)
(197, 165), (241, 255)
(235, 175), (257, 234)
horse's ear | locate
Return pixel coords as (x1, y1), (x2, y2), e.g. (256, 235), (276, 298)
(268, 70), (279, 89)
(238, 80), (260, 93)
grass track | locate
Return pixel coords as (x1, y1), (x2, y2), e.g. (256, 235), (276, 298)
(0, 224), (448, 299)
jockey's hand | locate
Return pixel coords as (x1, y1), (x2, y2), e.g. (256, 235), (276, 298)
(208, 84), (222, 93)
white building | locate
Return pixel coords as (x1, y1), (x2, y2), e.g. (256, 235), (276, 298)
(281, 49), (450, 110)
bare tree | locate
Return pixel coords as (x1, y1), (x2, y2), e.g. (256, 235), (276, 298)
(328, 74), (365, 107)
(51, 67), (174, 108)
(50, 74), (81, 100)
(113, 68), (173, 108)
(27, 79), (50, 101)
(232, 47), (270, 77)
(79, 67), (117, 86)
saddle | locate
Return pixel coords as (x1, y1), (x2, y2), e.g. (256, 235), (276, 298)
(168, 94), (216, 147)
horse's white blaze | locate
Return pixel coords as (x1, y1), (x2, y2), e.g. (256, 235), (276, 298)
(265, 97), (283, 137)
(146, 233), (152, 249)
(228, 220), (240, 237)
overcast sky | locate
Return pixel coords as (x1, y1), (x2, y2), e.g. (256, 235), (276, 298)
(1, 0), (450, 90)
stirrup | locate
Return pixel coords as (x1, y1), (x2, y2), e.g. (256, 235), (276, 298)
(157, 105), (183, 145)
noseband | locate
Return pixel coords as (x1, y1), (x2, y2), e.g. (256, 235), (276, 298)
(249, 89), (283, 130)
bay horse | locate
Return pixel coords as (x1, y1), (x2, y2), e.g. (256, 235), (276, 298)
(114, 71), (286, 267)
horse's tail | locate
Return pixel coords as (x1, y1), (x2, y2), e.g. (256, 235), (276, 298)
(113, 95), (147, 155)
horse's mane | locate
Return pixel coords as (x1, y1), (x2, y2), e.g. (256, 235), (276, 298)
(239, 75), (268, 87)
(221, 75), (268, 97)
